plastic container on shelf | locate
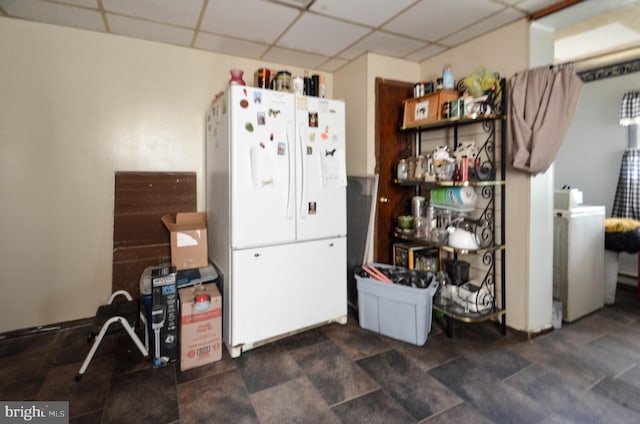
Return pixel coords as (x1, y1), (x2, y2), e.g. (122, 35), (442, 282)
(442, 64), (454, 90)
(431, 186), (477, 211)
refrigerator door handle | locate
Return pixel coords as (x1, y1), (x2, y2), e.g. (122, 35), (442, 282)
(298, 124), (308, 219)
(285, 123), (295, 219)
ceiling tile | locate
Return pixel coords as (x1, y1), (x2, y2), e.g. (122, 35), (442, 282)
(200, 0), (299, 44)
(0, 0), (105, 32)
(439, 7), (525, 46)
(57, 0), (99, 7)
(404, 44), (447, 62)
(102, 0), (203, 27)
(277, 13), (370, 56)
(317, 57), (349, 72)
(309, 0), (415, 27)
(262, 46), (328, 69)
(339, 31), (427, 60)
(107, 14), (194, 47)
(384, 0), (504, 42)
(195, 32), (269, 58)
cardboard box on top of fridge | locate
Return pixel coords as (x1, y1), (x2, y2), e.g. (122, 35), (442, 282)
(161, 212), (208, 271)
(179, 283), (222, 370)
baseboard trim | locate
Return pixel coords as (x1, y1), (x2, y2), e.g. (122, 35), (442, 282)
(0, 317), (92, 341)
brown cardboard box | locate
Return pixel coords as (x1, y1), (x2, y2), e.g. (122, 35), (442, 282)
(161, 212), (208, 271)
(179, 284), (222, 371)
(401, 90), (459, 129)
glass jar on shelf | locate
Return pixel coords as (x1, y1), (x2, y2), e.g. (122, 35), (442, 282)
(435, 271), (453, 307)
(407, 157), (417, 180)
(413, 216), (429, 239)
(415, 155), (426, 180)
(397, 159), (408, 180)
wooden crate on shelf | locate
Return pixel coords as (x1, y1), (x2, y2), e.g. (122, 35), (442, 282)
(402, 90), (459, 129)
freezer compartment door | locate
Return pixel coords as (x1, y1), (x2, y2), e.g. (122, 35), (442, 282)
(229, 237), (346, 347)
(295, 97), (347, 240)
(230, 86), (296, 248)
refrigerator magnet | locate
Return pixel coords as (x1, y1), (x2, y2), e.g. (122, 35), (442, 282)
(257, 112), (265, 125)
(309, 133), (316, 142)
(306, 146), (313, 155)
(253, 92), (262, 104)
(308, 202), (317, 215)
(278, 143), (286, 155)
(245, 122), (254, 132)
(309, 112), (318, 128)
(321, 132), (329, 140)
(240, 99), (249, 108)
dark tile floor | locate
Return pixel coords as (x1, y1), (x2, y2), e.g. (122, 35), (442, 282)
(2, 285), (640, 424)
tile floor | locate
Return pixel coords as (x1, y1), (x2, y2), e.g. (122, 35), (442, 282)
(1, 285), (640, 424)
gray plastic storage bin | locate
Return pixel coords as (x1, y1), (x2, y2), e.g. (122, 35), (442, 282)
(356, 264), (437, 346)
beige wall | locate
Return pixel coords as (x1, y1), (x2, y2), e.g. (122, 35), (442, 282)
(335, 53), (418, 176)
(0, 17), (331, 333)
(364, 54), (419, 174)
(334, 55), (368, 176)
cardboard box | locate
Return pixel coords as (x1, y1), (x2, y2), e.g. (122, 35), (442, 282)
(179, 284), (222, 370)
(161, 212), (208, 271)
(151, 266), (179, 366)
(401, 90), (459, 129)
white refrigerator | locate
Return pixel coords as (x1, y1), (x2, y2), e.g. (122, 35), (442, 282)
(205, 85), (347, 358)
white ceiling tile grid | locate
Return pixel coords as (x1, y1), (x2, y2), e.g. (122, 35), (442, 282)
(102, 0), (204, 28)
(309, 0), (416, 27)
(0, 0), (105, 32)
(0, 0), (637, 71)
(276, 13), (370, 56)
(199, 0), (299, 44)
(107, 14), (194, 47)
(383, 0), (505, 42)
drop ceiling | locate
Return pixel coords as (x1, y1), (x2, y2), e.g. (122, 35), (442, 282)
(0, 0), (638, 71)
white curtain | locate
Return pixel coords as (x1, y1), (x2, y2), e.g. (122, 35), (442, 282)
(507, 66), (584, 175)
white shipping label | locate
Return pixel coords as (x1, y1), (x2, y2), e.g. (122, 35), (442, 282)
(177, 231), (200, 247)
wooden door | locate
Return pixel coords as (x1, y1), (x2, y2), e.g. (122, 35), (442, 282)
(374, 78), (415, 263)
